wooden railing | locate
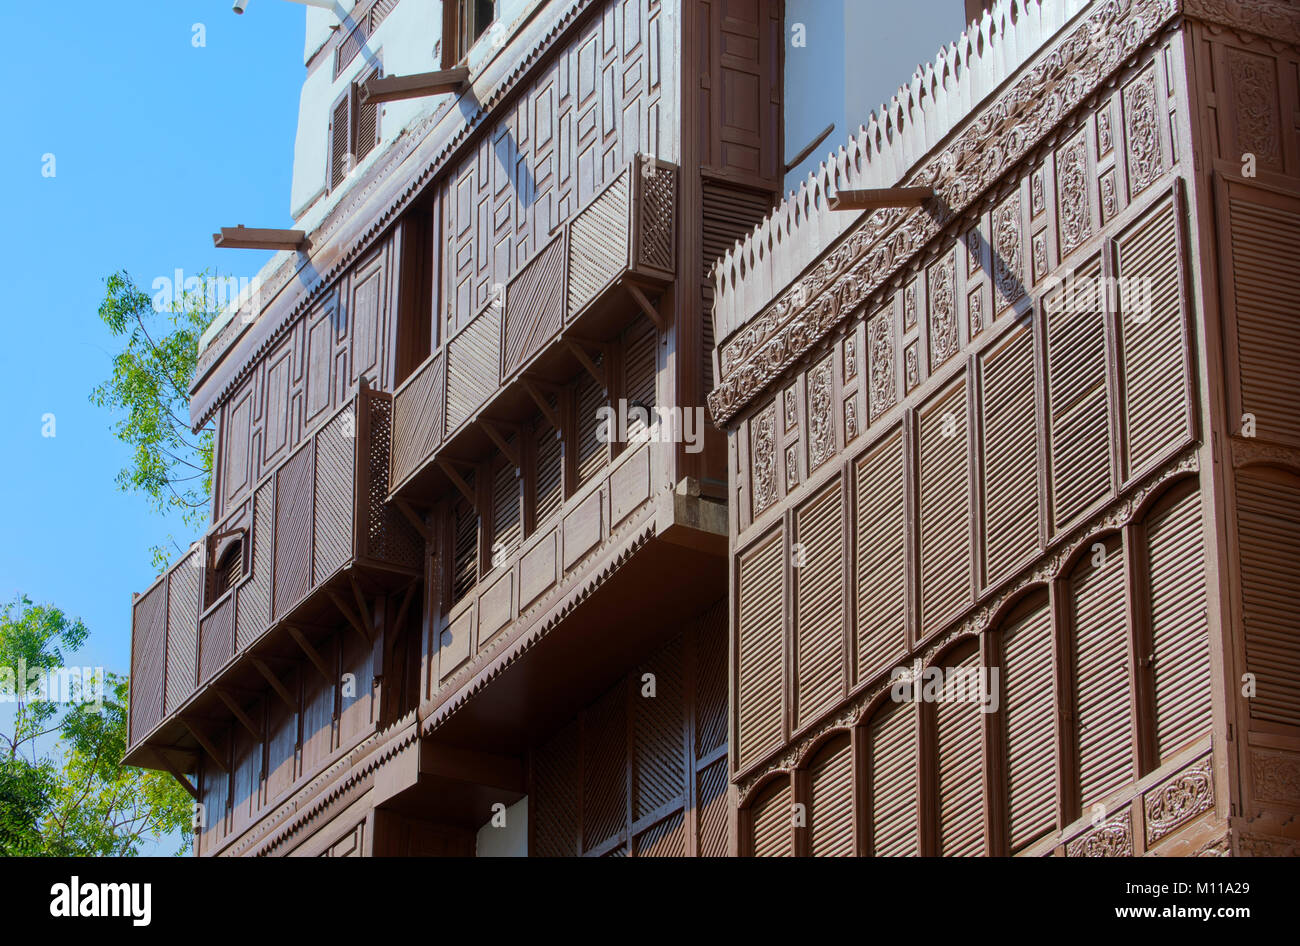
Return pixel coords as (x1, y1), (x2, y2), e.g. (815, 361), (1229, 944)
(389, 153), (677, 496)
(128, 384), (422, 750)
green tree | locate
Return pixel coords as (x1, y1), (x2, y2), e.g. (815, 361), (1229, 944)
(0, 596), (193, 856)
(91, 270), (216, 570)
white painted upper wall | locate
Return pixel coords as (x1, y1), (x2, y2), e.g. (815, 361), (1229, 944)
(290, 0), (544, 224)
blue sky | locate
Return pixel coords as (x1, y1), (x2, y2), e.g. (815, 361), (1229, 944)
(0, 1), (304, 682)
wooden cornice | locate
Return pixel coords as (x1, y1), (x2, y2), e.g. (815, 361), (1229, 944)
(360, 68), (470, 105)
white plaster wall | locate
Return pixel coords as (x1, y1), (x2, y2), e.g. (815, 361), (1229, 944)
(290, 0), (447, 221)
(475, 797), (528, 857)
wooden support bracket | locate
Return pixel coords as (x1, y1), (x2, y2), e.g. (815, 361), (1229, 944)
(626, 283), (668, 332)
(327, 588), (371, 645)
(213, 226), (308, 251)
(394, 499), (432, 543)
(481, 420), (522, 469)
(152, 749), (199, 801)
(250, 656), (296, 710)
(360, 67), (470, 105)
(565, 339), (607, 392)
(214, 687), (263, 741)
(287, 625), (334, 684)
(828, 186), (935, 211)
(438, 459), (479, 508)
(180, 717), (228, 773)
(522, 378), (562, 432)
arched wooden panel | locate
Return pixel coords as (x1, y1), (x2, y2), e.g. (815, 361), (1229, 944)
(1146, 484), (1212, 761)
(867, 700), (919, 856)
(980, 323), (1040, 585)
(935, 645), (986, 856)
(737, 531), (785, 769)
(919, 376), (973, 634)
(749, 778), (792, 857)
(1069, 535), (1133, 810)
(855, 429), (907, 681)
(808, 735), (855, 857)
(1047, 260), (1112, 531)
(1236, 467), (1300, 727)
(794, 480), (845, 728)
(1000, 596), (1057, 852)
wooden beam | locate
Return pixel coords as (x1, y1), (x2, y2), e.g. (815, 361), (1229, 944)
(565, 340), (607, 392)
(522, 379), (562, 431)
(480, 421), (522, 468)
(213, 226), (308, 251)
(180, 717), (227, 773)
(438, 459), (479, 507)
(250, 656), (295, 710)
(784, 121), (836, 174)
(360, 67), (470, 105)
(394, 499), (432, 543)
(828, 186), (935, 211)
(214, 688), (263, 741)
(151, 749), (199, 801)
(327, 589), (371, 645)
(287, 625), (333, 684)
(392, 579), (419, 634)
(626, 284), (668, 332)
(349, 573), (375, 642)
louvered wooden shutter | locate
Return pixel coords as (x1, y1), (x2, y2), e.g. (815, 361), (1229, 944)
(1047, 261), (1112, 530)
(980, 324), (1039, 585)
(867, 701), (918, 856)
(491, 454), (521, 563)
(1227, 193), (1300, 447)
(1236, 468), (1300, 727)
(450, 486), (478, 605)
(1116, 200), (1189, 478)
(1069, 536), (1133, 809)
(355, 68), (381, 165)
(1001, 597), (1057, 852)
(749, 778), (792, 857)
(532, 721), (579, 856)
(575, 363), (608, 487)
(794, 481), (845, 728)
(737, 532), (784, 769)
(809, 736), (855, 856)
(856, 430), (907, 680)
(1146, 486), (1211, 761)
(633, 637), (686, 821)
(919, 377), (972, 634)
(534, 416), (563, 529)
(623, 321), (656, 442)
(329, 94), (352, 192)
(582, 684), (627, 853)
(935, 645), (986, 855)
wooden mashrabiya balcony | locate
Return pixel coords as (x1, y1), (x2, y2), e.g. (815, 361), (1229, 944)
(125, 382), (422, 773)
(389, 154), (678, 498)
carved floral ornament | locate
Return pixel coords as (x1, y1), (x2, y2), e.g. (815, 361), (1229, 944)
(710, 0), (1191, 428)
(734, 449), (1200, 800)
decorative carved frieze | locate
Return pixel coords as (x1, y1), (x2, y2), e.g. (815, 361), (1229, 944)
(807, 355), (836, 471)
(928, 254), (959, 367)
(1068, 810), (1134, 857)
(1145, 757), (1215, 844)
(1251, 750), (1300, 805)
(751, 405), (778, 515)
(709, 0), (1178, 426)
(868, 309), (896, 421)
(993, 193), (1025, 306)
(1225, 47), (1282, 169)
(1056, 130), (1094, 258)
(1123, 68), (1164, 195)
(1238, 833), (1299, 857)
(1184, 0), (1300, 48)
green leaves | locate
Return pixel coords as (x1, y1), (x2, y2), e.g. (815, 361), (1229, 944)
(0, 596), (194, 856)
(90, 270), (216, 570)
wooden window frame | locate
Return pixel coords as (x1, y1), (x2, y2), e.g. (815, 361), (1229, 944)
(441, 0), (498, 69)
(327, 62), (383, 194)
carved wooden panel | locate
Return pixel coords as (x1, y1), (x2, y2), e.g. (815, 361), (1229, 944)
(442, 0), (667, 332)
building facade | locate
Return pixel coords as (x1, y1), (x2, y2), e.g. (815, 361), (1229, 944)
(122, 0), (1300, 857)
